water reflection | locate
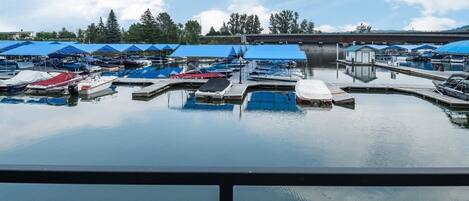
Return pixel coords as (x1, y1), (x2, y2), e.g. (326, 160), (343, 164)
(400, 61), (468, 72)
(345, 65), (377, 83)
(1, 86), (469, 200)
(168, 91), (235, 112)
(245, 91), (301, 113)
(306, 64), (434, 86)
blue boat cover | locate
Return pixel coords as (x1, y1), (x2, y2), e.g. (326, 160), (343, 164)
(437, 40), (469, 56)
(243, 45), (306, 61)
(171, 45), (238, 58)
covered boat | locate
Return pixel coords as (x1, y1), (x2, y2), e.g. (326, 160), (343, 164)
(26, 72), (85, 95)
(195, 78), (232, 99)
(433, 74), (469, 101)
(295, 80), (333, 105)
(0, 70), (57, 92)
(171, 70), (227, 79)
(70, 75), (117, 95)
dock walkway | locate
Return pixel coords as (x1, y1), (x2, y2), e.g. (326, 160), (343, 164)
(337, 59), (468, 81)
(114, 78), (469, 108)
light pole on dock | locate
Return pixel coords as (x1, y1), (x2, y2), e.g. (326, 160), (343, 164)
(238, 56), (243, 84)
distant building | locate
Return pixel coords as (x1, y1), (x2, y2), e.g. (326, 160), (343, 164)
(344, 45), (377, 64)
(0, 31), (34, 40)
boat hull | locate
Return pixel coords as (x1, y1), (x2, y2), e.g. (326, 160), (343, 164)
(78, 80), (114, 95)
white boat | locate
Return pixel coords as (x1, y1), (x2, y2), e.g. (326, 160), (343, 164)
(195, 78), (232, 99)
(75, 75), (117, 95)
(0, 70), (58, 92)
(295, 80), (333, 105)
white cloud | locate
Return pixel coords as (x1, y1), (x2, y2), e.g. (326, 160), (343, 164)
(316, 25), (339, 32)
(404, 16), (457, 31)
(193, 0), (272, 34)
(387, 0), (468, 31)
(0, 20), (16, 32)
(34, 0), (165, 22)
(193, 9), (230, 35)
(316, 22), (372, 33)
(388, 0), (469, 15)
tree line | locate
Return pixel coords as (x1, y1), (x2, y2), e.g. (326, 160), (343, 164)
(34, 9), (202, 44)
(29, 9), (373, 43)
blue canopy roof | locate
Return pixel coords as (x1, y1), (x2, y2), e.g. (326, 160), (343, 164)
(0, 40), (28, 53)
(0, 44), (87, 56)
(72, 44), (120, 54)
(243, 45), (306, 61)
(107, 44), (141, 52)
(436, 40), (469, 56)
(171, 45), (238, 58)
(134, 44), (155, 51)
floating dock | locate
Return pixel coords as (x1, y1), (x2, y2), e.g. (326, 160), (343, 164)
(337, 59), (469, 81)
(114, 78), (469, 108)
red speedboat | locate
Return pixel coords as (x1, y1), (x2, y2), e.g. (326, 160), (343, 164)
(26, 72), (85, 95)
(171, 70), (227, 79)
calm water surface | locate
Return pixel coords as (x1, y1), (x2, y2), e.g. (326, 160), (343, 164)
(0, 67), (468, 200)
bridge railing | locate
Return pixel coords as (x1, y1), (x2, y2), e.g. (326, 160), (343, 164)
(1, 165), (469, 201)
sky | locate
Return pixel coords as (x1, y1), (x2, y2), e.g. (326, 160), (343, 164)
(0, 0), (468, 34)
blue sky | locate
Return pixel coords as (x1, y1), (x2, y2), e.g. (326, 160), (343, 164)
(0, 0), (468, 34)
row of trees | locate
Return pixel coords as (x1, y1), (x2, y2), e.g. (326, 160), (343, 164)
(206, 10), (318, 36)
(30, 9), (372, 42)
(207, 13), (263, 36)
(33, 10), (201, 44)
(122, 9), (201, 44)
(269, 10), (316, 34)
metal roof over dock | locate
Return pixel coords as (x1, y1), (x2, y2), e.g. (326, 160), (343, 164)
(243, 45), (306, 61)
(0, 43), (87, 56)
(437, 40), (469, 55)
(170, 45), (238, 58)
(0, 40), (181, 56)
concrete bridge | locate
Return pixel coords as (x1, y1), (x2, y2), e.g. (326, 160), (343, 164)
(202, 32), (469, 45)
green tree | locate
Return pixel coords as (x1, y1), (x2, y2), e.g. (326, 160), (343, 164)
(269, 10), (300, 34)
(124, 23), (144, 43)
(300, 19), (314, 33)
(97, 17), (106, 43)
(85, 23), (99, 43)
(156, 12), (179, 43)
(219, 22), (230, 35)
(356, 23), (372, 33)
(35, 31), (58, 40)
(206, 26), (220, 36)
(140, 9), (160, 43)
(183, 20), (201, 44)
(77, 28), (85, 42)
(105, 9), (122, 43)
(58, 27), (76, 39)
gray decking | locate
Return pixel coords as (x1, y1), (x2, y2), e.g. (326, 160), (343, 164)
(114, 78), (469, 108)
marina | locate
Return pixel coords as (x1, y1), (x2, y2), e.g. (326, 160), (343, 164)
(1, 16), (469, 201)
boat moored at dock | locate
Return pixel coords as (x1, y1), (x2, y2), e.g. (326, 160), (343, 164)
(26, 72), (85, 95)
(70, 74), (117, 95)
(0, 70), (58, 93)
(433, 74), (469, 101)
(295, 80), (333, 106)
(195, 78), (232, 99)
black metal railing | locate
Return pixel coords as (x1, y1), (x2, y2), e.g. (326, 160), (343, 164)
(1, 165), (469, 201)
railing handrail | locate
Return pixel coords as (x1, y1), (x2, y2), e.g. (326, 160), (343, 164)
(2, 165), (469, 201)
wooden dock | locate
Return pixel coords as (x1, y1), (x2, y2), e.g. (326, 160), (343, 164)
(114, 78), (469, 108)
(337, 59), (468, 81)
